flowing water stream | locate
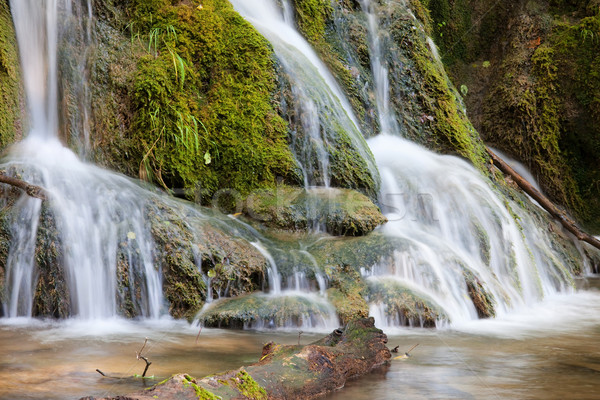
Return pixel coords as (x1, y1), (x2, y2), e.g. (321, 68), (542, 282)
(1, 278), (600, 399)
(2, 0), (600, 398)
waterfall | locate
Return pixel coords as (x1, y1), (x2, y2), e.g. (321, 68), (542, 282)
(358, 0), (402, 136)
(3, 0), (165, 319)
(10, 0), (60, 138)
(229, 0), (378, 189)
(232, 0), (581, 329)
(1, 0), (587, 330)
(358, 0), (576, 327)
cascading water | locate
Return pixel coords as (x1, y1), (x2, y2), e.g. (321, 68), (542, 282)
(356, 0), (578, 327)
(1, 0), (588, 332)
(4, 0), (341, 327)
(2, 0), (165, 319)
(358, 0), (402, 137)
(231, 0), (584, 329)
(229, 0), (378, 189)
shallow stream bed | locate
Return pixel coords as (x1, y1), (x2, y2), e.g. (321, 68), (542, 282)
(2, 278), (600, 400)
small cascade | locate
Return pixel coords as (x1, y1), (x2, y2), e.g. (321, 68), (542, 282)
(251, 242), (282, 294)
(199, 242), (339, 331)
(366, 135), (576, 327)
(229, 0), (378, 189)
(354, 1), (577, 328)
(10, 0), (60, 138)
(358, 0), (402, 136)
(2, 139), (164, 319)
(2, 0), (161, 319)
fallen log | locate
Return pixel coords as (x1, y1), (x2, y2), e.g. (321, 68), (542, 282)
(81, 318), (391, 400)
(0, 173), (46, 200)
(486, 147), (600, 251)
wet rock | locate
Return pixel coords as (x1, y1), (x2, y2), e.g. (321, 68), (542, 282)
(83, 318), (391, 400)
(244, 186), (387, 236)
(144, 198), (267, 320)
(325, 264), (370, 324)
(32, 204), (70, 318)
(367, 279), (446, 327)
(198, 292), (337, 329)
(463, 270), (496, 318)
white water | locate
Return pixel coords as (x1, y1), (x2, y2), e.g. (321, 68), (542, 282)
(10, 0), (59, 138)
(356, 0), (579, 327)
(229, 0), (378, 188)
(3, 0), (591, 333)
(2, 0), (167, 319)
(358, 0), (402, 136)
(369, 135), (576, 326)
(3, 138), (164, 319)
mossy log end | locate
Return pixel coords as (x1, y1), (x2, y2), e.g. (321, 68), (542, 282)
(487, 147), (600, 250)
(82, 318), (391, 400)
(0, 173), (46, 200)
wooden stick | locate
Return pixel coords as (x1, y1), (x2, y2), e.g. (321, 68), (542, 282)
(136, 338), (152, 377)
(0, 173), (47, 200)
(486, 147), (600, 250)
(139, 356), (152, 378)
(195, 326), (202, 345)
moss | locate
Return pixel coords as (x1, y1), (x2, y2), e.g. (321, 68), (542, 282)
(367, 279), (446, 327)
(232, 370), (268, 400)
(244, 186), (386, 236)
(127, 0), (297, 205)
(145, 199), (205, 319)
(312, 0), (490, 170)
(290, 0), (378, 136)
(182, 374), (221, 400)
(83, 0), (299, 206)
(199, 293), (335, 329)
(462, 270), (496, 318)
(423, 0), (471, 65)
(0, 195), (14, 315)
(548, 10), (600, 228)
(404, 25), (489, 171)
(477, 6), (598, 227)
(292, 0), (333, 44)
(32, 205), (70, 318)
(0, 0), (23, 149)
(325, 264), (369, 324)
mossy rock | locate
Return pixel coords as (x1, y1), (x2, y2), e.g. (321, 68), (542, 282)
(367, 278), (446, 327)
(144, 197), (267, 320)
(325, 264), (370, 324)
(244, 186), (386, 236)
(462, 269), (496, 318)
(289, 0), (489, 172)
(198, 292), (338, 329)
(32, 204), (70, 318)
(0, 184), (72, 318)
(0, 187), (18, 316)
(308, 231), (405, 269)
(73, 0), (300, 205)
(0, 0), (24, 150)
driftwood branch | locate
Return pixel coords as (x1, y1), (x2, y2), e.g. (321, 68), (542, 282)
(486, 147), (600, 250)
(0, 173), (46, 200)
(136, 338), (152, 378)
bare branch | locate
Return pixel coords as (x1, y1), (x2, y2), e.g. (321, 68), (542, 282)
(487, 147), (600, 251)
(0, 173), (47, 200)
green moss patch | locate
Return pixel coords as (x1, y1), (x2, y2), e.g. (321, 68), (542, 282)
(0, 0), (23, 148)
(244, 186), (386, 236)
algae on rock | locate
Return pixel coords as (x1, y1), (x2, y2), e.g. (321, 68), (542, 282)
(0, 0), (24, 149)
(244, 185), (387, 236)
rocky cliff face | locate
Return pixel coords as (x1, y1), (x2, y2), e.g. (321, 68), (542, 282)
(431, 0), (600, 231)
